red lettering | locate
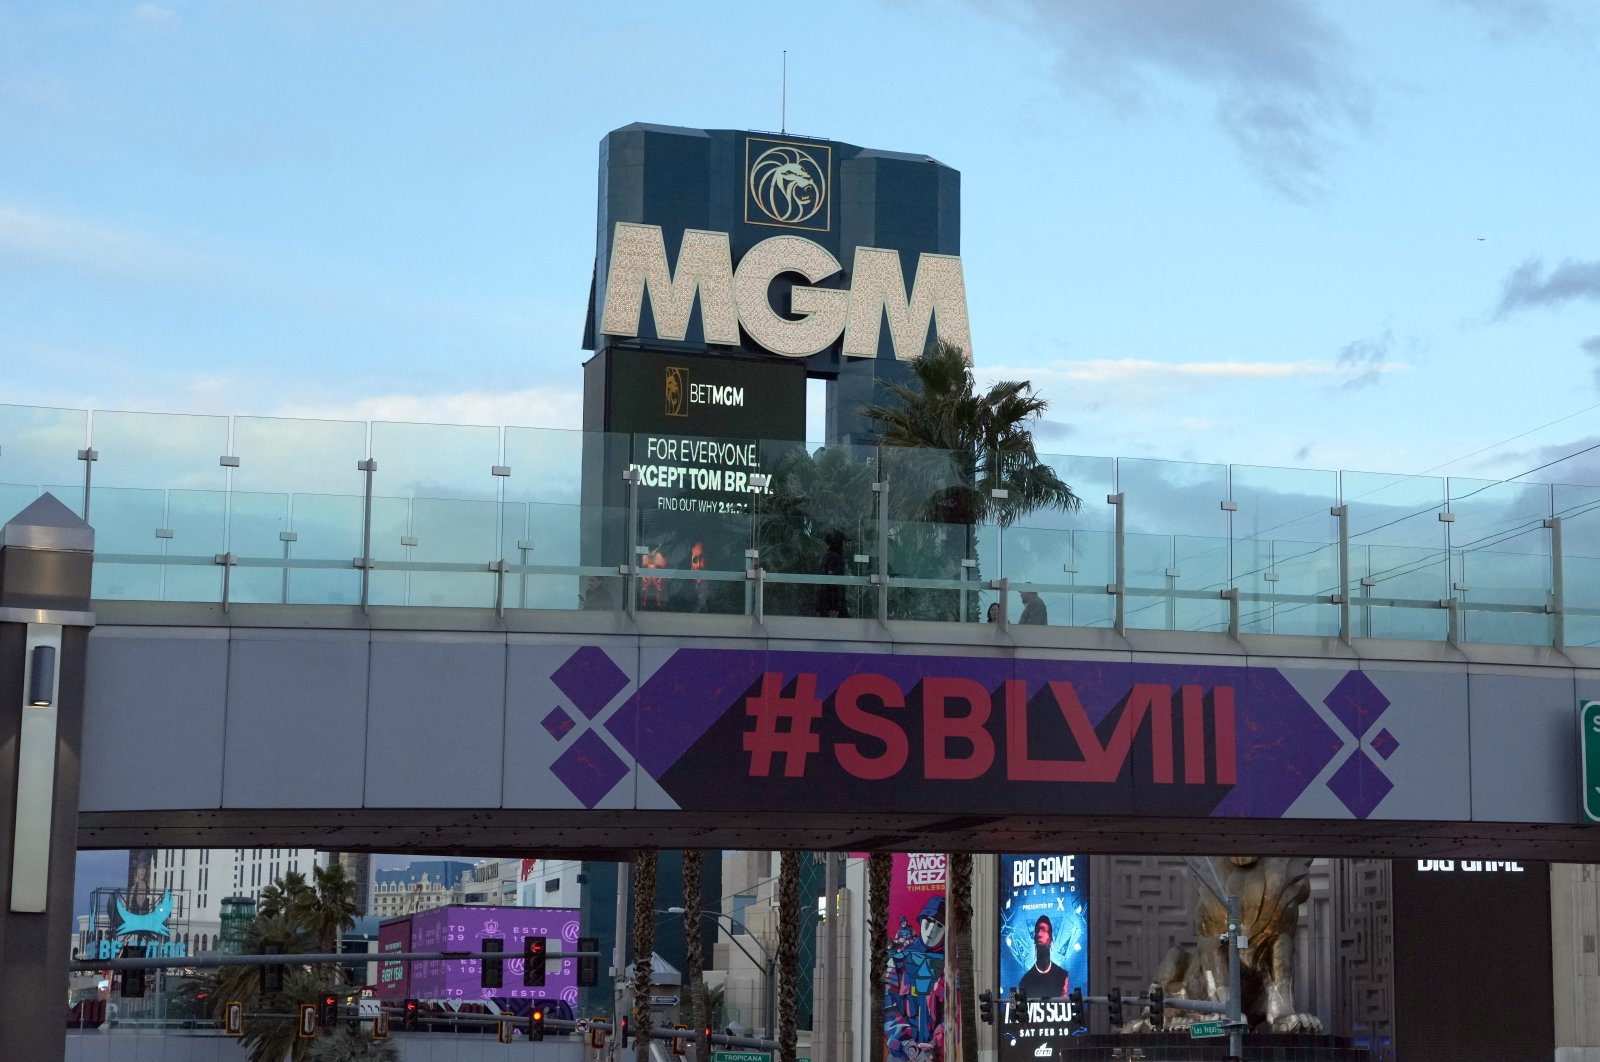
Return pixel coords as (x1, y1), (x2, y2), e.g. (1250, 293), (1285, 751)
(833, 673), (908, 780)
(1182, 684), (1206, 784)
(1005, 680), (1172, 783)
(922, 677), (994, 780)
(1213, 686), (1237, 784)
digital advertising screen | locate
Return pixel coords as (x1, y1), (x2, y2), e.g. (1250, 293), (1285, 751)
(375, 917), (411, 1000)
(404, 906), (582, 1011)
(998, 854), (1089, 1059)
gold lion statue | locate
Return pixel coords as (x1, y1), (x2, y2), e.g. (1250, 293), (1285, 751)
(1131, 856), (1323, 1034)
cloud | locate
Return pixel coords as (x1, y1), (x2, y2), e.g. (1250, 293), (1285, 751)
(1582, 336), (1600, 390)
(0, 202), (209, 280)
(132, 3), (180, 29)
(1336, 331), (1392, 390)
(271, 387), (584, 430)
(1442, 0), (1568, 39)
(1496, 258), (1600, 316)
(978, 0), (1371, 200)
(987, 357), (1400, 385)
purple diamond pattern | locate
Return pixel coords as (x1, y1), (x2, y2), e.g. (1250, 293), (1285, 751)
(1323, 670), (1390, 739)
(1326, 748), (1394, 819)
(551, 647), (630, 719)
(550, 730), (628, 808)
(1370, 728), (1399, 760)
(541, 706), (577, 740)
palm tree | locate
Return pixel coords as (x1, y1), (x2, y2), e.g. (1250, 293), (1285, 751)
(683, 850), (705, 1033)
(863, 339), (1079, 620)
(776, 852), (800, 1062)
(756, 444), (878, 617)
(867, 854), (892, 1062)
(949, 855), (977, 1062)
(298, 863), (361, 956)
(205, 914), (319, 1062)
(257, 870), (311, 921)
(305, 1026), (399, 1062)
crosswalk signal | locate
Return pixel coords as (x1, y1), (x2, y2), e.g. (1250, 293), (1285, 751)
(577, 935), (600, 988)
(403, 998), (418, 1031)
(482, 937), (504, 989)
(530, 1006), (545, 1041)
(1149, 986), (1164, 1029)
(523, 935), (547, 987)
(979, 989), (995, 1025)
(1107, 987), (1123, 1027)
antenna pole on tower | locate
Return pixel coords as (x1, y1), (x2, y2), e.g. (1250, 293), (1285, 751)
(781, 50), (787, 134)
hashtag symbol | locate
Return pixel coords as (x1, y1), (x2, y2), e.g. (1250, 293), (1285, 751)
(742, 671), (824, 777)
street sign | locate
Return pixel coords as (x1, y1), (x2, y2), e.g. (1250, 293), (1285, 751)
(1189, 1020), (1225, 1039)
(649, 994), (681, 1006)
(712, 1052), (770, 1062)
(1581, 700), (1600, 822)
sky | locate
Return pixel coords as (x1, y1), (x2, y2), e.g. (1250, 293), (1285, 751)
(5, 1), (1600, 485)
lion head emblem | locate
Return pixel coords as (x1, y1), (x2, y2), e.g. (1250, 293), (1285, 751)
(749, 145), (827, 225)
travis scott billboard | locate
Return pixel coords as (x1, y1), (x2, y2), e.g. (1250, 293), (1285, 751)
(527, 644), (1514, 823)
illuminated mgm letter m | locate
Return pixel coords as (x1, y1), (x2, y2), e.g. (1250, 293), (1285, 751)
(599, 222), (972, 360)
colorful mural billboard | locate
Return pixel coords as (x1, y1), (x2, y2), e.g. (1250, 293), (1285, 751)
(884, 853), (947, 1062)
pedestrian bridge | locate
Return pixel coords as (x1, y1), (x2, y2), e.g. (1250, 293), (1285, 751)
(5, 403), (1599, 859)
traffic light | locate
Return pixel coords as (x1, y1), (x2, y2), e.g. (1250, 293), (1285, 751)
(577, 935), (600, 988)
(1107, 987), (1123, 1027)
(699, 1025), (713, 1057)
(978, 990), (995, 1025)
(403, 998), (418, 1031)
(119, 945), (146, 998)
(261, 940), (283, 992)
(482, 937), (504, 989)
(1069, 987), (1083, 1024)
(1149, 986), (1164, 1030)
(523, 935), (547, 987)
(530, 1006), (545, 1041)
(320, 994), (339, 1029)
(619, 1015), (629, 1048)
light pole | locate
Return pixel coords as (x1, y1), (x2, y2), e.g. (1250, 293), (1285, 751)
(665, 906), (777, 1039)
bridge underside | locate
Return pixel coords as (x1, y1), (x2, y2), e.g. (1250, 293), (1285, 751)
(76, 809), (1600, 862)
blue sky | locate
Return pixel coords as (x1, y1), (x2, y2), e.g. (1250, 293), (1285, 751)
(5, 1), (1600, 482)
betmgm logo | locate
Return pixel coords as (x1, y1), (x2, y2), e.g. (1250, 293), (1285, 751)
(746, 137), (830, 232)
(665, 366), (744, 417)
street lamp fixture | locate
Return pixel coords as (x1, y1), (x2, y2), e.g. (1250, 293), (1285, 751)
(664, 906), (776, 1038)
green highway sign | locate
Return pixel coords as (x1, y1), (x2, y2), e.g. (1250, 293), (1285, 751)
(1189, 1020), (1225, 1039)
(1583, 700), (1600, 822)
(712, 1053), (769, 1062)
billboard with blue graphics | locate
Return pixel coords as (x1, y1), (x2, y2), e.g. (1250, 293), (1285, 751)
(998, 855), (1088, 1059)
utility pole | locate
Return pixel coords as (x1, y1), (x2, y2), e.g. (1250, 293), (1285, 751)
(1225, 893), (1244, 1062)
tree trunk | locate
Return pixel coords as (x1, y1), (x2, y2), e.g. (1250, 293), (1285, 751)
(950, 853), (977, 1062)
(777, 851), (800, 1062)
(684, 850), (705, 1034)
(868, 853), (892, 1062)
(633, 851), (657, 1062)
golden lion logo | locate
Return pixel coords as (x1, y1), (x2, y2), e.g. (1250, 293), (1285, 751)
(665, 366), (687, 417)
(748, 143), (828, 227)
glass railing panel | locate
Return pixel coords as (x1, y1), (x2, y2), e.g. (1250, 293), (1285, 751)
(0, 483), (41, 524)
(502, 501), (579, 610)
(575, 505), (631, 612)
(1349, 543), (1448, 640)
(1343, 470), (1448, 640)
(370, 420), (500, 502)
(284, 493), (364, 605)
(1028, 454), (1116, 532)
(1231, 465), (1340, 636)
(1123, 532), (1231, 632)
(1556, 483), (1600, 649)
(88, 410), (229, 492)
(1446, 477), (1552, 645)
(0, 404), (87, 502)
(366, 495), (416, 607)
(162, 489), (227, 602)
(998, 525), (1114, 628)
(407, 496), (499, 608)
(503, 426), (586, 507)
(89, 486), (166, 600)
(226, 491), (292, 604)
(233, 416), (367, 496)
(1117, 457), (1229, 537)
(884, 517), (983, 621)
(758, 442), (879, 619)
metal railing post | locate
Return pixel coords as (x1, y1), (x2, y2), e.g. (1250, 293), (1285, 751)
(1109, 493), (1126, 634)
(1332, 505), (1351, 642)
(215, 553), (236, 612)
(623, 466), (640, 618)
(356, 458), (376, 612)
(1547, 515), (1565, 651)
(875, 477), (890, 623)
(78, 448), (97, 522)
